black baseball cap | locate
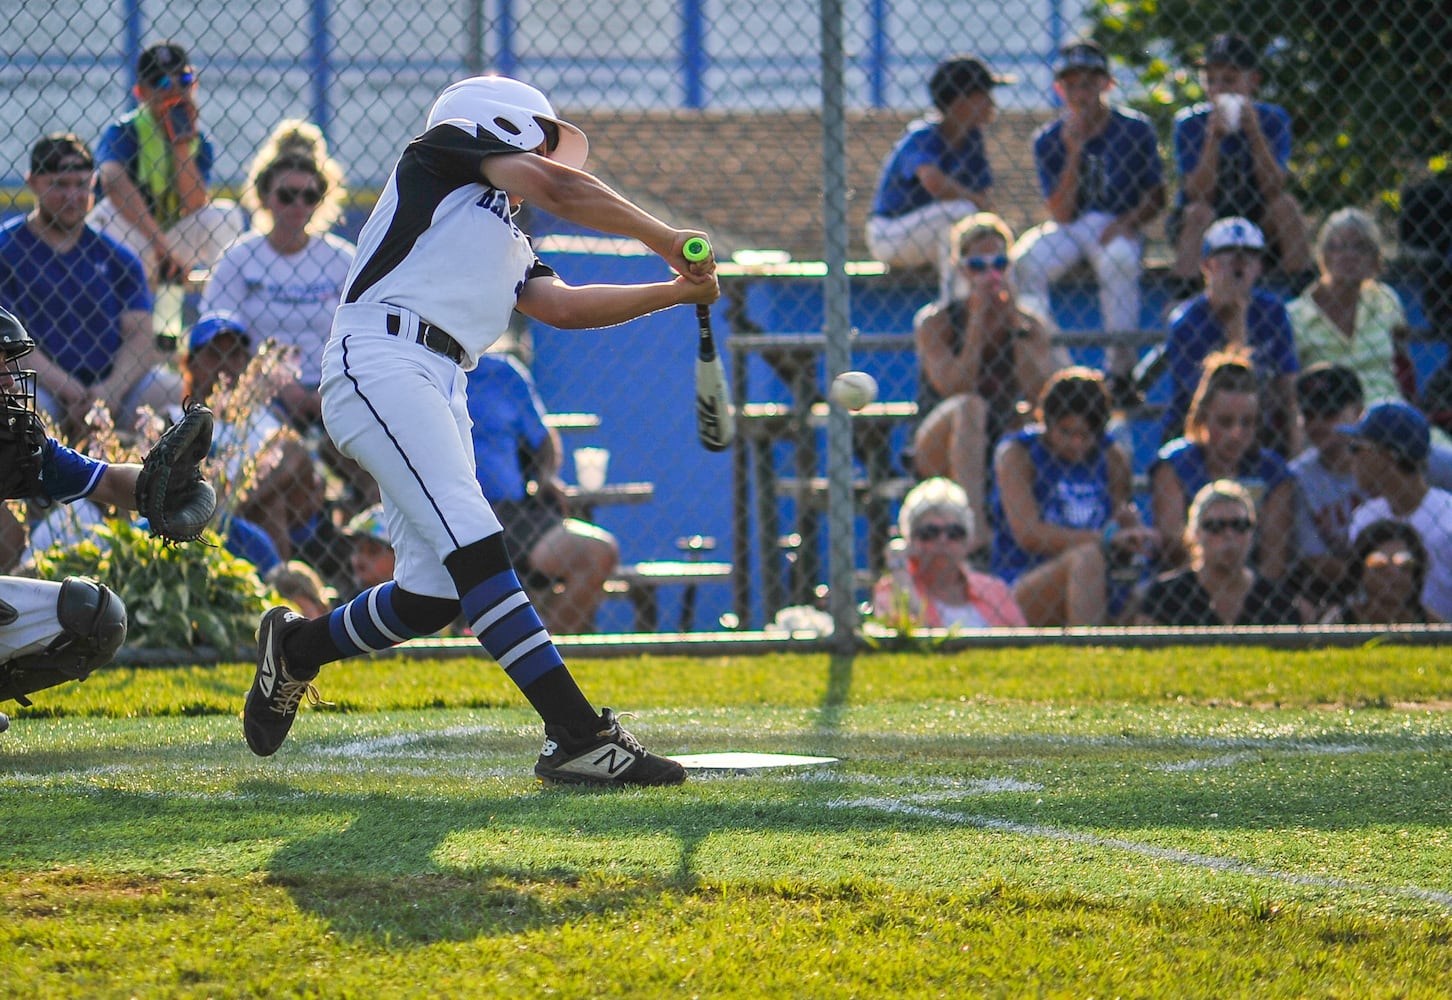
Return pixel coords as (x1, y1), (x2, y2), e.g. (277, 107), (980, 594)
(1295, 363), (1363, 416)
(1054, 40), (1109, 78)
(1201, 33), (1259, 71)
(137, 41), (191, 87)
(29, 132), (94, 175)
(929, 55), (1017, 110)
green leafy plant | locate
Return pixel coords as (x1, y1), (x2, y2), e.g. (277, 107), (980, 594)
(28, 519), (274, 654)
(22, 349), (301, 656)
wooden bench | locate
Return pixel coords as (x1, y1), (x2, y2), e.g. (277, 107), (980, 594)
(604, 559), (734, 632)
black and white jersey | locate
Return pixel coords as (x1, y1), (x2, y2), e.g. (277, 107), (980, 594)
(339, 120), (555, 359)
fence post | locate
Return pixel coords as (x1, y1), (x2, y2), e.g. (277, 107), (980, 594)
(821, 0), (857, 646)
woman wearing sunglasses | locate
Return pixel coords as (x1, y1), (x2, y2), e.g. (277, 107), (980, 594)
(1320, 519), (1439, 625)
(872, 477), (1024, 628)
(1133, 479), (1302, 625)
(200, 119), (355, 433)
(911, 212), (1060, 545)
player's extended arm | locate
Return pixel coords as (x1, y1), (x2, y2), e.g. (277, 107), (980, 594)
(484, 153), (706, 276)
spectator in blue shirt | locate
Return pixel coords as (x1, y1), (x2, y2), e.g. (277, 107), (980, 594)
(87, 41), (244, 287)
(1010, 40), (1165, 392)
(0, 132), (179, 439)
(1160, 216), (1300, 456)
(1166, 33), (1312, 291)
(466, 353), (618, 634)
(866, 54), (1015, 301)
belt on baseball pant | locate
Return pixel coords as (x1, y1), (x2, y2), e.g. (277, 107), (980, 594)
(385, 311), (466, 365)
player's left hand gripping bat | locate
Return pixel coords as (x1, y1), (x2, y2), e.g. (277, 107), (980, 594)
(684, 237), (734, 452)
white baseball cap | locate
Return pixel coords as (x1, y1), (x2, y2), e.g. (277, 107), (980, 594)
(1202, 216), (1266, 257)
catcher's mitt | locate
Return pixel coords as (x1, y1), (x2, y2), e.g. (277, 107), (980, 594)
(134, 399), (217, 543)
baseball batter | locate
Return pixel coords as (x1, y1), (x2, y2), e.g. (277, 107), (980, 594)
(243, 76), (718, 786)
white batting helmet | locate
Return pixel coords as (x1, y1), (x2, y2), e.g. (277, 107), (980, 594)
(426, 76), (589, 169)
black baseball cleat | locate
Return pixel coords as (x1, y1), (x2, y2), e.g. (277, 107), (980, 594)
(534, 708), (687, 787)
(243, 607), (326, 757)
(0, 711), (9, 734)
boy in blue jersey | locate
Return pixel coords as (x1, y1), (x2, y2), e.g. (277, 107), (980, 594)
(1010, 40), (1165, 393)
(866, 55), (1015, 300)
(1167, 33), (1312, 290)
(1159, 217), (1299, 456)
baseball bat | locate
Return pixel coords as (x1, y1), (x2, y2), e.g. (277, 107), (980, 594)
(684, 237), (734, 452)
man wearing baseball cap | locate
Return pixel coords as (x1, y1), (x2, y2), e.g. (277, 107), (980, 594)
(88, 40), (245, 288)
(1159, 216), (1299, 454)
(1166, 32), (1312, 293)
(866, 53), (1016, 299)
(1009, 39), (1165, 399)
(1341, 401), (1452, 619)
(0, 131), (180, 439)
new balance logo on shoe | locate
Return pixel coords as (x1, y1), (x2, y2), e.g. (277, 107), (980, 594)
(554, 745), (639, 779)
(533, 708), (686, 787)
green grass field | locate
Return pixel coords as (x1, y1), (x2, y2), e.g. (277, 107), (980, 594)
(4, 645), (1452, 998)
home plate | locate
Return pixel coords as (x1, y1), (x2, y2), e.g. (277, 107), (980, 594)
(668, 752), (838, 771)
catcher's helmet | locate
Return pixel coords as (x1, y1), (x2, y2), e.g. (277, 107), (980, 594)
(0, 306), (36, 366)
(0, 306), (39, 416)
(426, 76), (589, 169)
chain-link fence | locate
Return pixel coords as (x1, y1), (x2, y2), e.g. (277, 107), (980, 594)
(3, 1), (1449, 639)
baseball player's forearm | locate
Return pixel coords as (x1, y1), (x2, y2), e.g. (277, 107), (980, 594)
(92, 463), (142, 510)
(520, 278), (706, 330)
(489, 155), (677, 256)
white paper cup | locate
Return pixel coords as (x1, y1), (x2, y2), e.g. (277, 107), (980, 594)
(1216, 93), (1244, 131)
(574, 447), (610, 491)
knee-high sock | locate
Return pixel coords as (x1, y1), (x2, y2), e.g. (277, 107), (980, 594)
(286, 582), (459, 670)
(445, 533), (596, 729)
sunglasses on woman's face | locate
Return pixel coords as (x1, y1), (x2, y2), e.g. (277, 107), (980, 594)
(1199, 517), (1253, 536)
(273, 186), (323, 207)
(1365, 550), (1416, 570)
(155, 71), (196, 90)
(961, 254), (1009, 273)
(913, 523), (969, 543)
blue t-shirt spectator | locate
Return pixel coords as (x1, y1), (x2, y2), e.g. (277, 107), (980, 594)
(1172, 101), (1293, 216)
(870, 119), (993, 219)
(1160, 288), (1298, 440)
(1033, 107), (1164, 217)
(989, 425), (1114, 584)
(466, 353), (550, 502)
(0, 217), (152, 384)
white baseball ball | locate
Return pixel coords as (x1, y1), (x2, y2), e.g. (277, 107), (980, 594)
(829, 371), (878, 411)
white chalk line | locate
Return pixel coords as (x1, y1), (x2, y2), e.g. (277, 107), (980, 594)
(828, 795), (1452, 908)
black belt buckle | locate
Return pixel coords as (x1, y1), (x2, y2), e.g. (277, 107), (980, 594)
(419, 323), (464, 364)
(386, 311), (463, 364)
